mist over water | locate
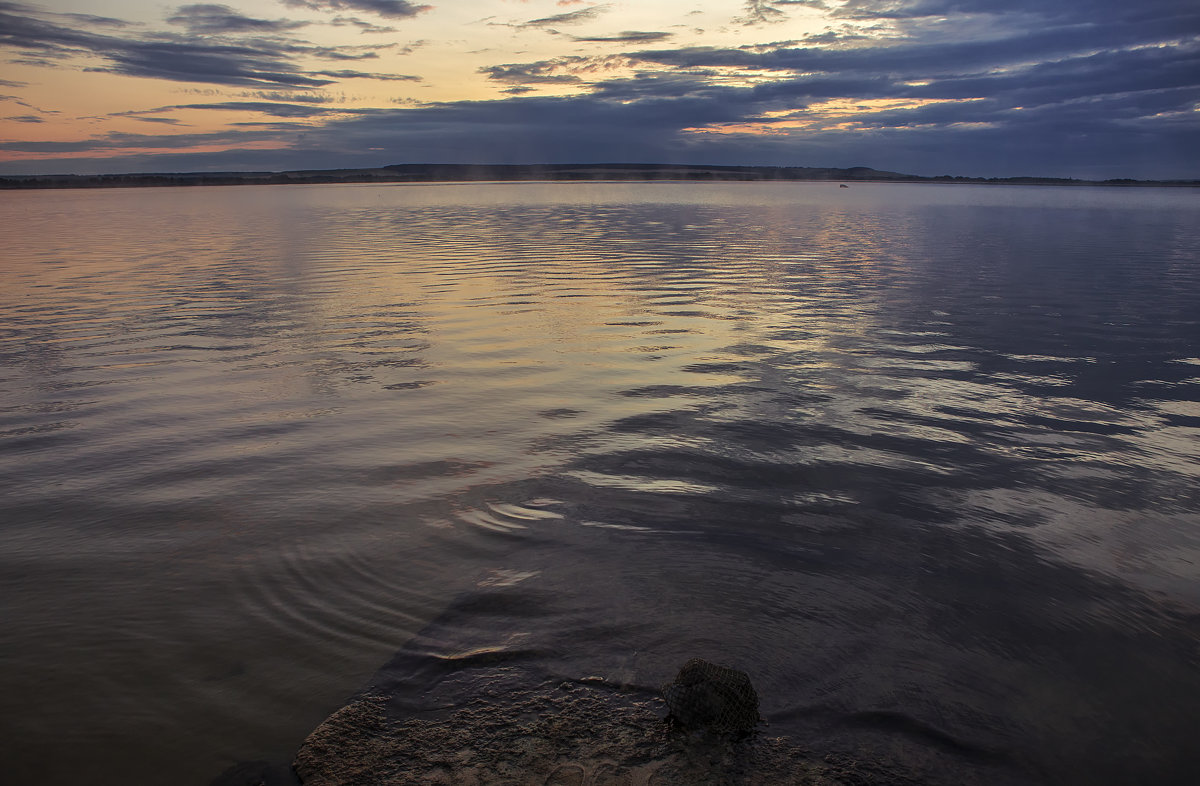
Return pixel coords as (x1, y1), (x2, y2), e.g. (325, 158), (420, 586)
(1, 182), (1199, 785)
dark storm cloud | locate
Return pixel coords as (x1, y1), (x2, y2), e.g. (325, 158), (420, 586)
(609, 0), (1200, 168)
(639, 0), (1200, 75)
(614, 39), (1200, 113)
(166, 4), (307, 34)
(279, 0), (430, 19)
(0, 3), (403, 87)
(632, 28), (1189, 78)
(826, 0), (1200, 53)
(901, 45), (1200, 108)
(830, 0), (1191, 23)
(867, 85), (1200, 135)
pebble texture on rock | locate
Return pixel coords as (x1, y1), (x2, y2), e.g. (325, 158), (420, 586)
(292, 681), (887, 785)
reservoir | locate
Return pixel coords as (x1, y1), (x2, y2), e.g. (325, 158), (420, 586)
(1, 181), (1198, 784)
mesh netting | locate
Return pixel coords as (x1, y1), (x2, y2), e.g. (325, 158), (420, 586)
(662, 658), (760, 735)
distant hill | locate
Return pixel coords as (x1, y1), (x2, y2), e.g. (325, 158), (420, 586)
(2, 163), (1196, 189)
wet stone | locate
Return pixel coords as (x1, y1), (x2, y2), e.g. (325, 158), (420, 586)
(291, 680), (870, 785)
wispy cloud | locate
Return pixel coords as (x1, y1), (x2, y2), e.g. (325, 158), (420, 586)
(328, 15), (397, 33)
(479, 54), (620, 89)
(130, 115), (184, 124)
(279, 0), (431, 19)
(521, 5), (609, 29)
(165, 4), (308, 34)
(571, 31), (672, 44)
(112, 100), (354, 118)
(0, 91), (58, 114)
(310, 69), (422, 81)
(246, 91), (340, 104)
(736, 1), (821, 26)
(0, 2), (408, 88)
(0, 125), (282, 153)
(481, 62), (583, 86)
(56, 10), (136, 28)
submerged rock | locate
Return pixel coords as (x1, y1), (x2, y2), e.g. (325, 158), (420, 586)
(292, 679), (873, 785)
(662, 658), (760, 735)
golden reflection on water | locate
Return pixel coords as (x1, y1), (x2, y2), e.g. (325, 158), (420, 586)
(1, 182), (1199, 786)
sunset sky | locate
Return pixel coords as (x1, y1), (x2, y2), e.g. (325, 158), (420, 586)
(1, 0), (1197, 178)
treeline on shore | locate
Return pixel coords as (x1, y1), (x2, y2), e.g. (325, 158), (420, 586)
(2, 163), (1196, 189)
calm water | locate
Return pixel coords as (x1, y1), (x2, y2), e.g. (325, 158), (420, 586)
(1, 182), (1199, 785)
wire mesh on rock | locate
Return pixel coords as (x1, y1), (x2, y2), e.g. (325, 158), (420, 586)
(662, 658), (760, 735)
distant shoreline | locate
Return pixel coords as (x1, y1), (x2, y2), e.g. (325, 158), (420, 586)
(2, 163), (1197, 190)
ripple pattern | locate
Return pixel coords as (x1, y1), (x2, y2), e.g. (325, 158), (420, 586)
(1, 182), (1199, 785)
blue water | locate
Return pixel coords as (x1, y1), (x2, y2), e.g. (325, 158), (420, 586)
(1, 182), (1198, 785)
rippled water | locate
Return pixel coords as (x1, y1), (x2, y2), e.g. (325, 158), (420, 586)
(2, 182), (1199, 785)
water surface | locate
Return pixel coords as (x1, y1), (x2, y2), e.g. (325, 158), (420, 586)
(1, 182), (1199, 785)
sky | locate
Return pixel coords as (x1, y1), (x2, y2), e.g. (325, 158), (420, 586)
(0, 0), (1197, 178)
